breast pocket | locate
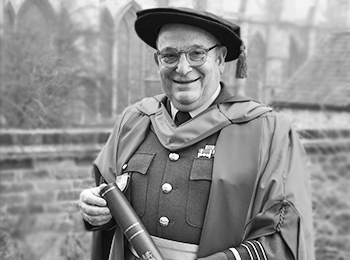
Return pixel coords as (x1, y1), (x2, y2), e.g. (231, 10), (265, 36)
(126, 153), (155, 217)
(186, 158), (213, 228)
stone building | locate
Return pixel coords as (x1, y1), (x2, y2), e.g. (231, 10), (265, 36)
(271, 31), (350, 130)
(2, 0), (349, 126)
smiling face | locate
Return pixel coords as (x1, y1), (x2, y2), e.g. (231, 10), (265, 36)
(156, 24), (227, 112)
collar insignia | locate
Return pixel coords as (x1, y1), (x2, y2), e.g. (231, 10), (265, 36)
(197, 145), (216, 158)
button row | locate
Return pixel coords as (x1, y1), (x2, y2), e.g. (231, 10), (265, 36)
(161, 151), (175, 227)
(125, 153), (177, 229)
(159, 153), (178, 228)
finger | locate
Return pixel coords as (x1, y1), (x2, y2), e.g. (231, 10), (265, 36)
(80, 188), (107, 207)
(82, 212), (112, 226)
(80, 202), (111, 216)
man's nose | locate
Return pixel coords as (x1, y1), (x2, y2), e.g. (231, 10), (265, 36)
(175, 54), (193, 75)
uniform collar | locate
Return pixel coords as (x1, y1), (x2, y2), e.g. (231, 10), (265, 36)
(170, 84), (221, 119)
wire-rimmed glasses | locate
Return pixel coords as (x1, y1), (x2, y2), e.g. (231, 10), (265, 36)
(156, 44), (219, 68)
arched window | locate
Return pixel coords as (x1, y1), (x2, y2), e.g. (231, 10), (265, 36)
(288, 37), (306, 78)
(115, 1), (143, 114)
(4, 2), (15, 31)
(143, 44), (162, 97)
(99, 8), (114, 117)
(17, 0), (55, 37)
(246, 33), (266, 101)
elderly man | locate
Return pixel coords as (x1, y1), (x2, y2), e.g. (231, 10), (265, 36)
(79, 7), (315, 260)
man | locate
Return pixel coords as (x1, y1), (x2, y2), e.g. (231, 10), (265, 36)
(79, 7), (315, 260)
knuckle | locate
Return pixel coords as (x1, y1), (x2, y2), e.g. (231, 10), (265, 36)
(80, 190), (88, 201)
(84, 206), (95, 215)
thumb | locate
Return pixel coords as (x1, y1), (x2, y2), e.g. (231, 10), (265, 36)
(98, 183), (108, 195)
(90, 184), (107, 197)
(99, 183), (108, 191)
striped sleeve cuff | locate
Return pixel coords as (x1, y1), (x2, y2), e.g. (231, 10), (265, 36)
(230, 240), (267, 260)
(229, 248), (242, 260)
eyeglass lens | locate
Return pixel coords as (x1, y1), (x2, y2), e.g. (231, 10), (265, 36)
(157, 45), (217, 68)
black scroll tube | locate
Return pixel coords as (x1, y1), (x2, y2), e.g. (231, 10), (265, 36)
(100, 182), (164, 260)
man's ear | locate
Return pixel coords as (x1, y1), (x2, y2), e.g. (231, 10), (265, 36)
(218, 46), (227, 74)
(217, 46), (227, 65)
(154, 53), (159, 66)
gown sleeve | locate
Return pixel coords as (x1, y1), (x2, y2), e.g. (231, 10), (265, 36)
(199, 113), (315, 260)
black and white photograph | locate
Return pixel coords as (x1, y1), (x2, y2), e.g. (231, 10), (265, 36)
(0, 1), (349, 260)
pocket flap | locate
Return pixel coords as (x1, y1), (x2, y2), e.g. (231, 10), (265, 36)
(190, 158), (213, 181)
(125, 153), (155, 174)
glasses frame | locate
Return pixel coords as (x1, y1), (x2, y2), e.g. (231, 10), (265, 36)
(156, 44), (219, 68)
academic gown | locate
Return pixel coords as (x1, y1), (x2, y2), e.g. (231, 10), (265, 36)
(87, 87), (315, 260)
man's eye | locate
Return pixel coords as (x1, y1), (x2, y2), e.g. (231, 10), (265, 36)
(189, 50), (206, 59)
(192, 50), (205, 55)
(162, 52), (177, 59)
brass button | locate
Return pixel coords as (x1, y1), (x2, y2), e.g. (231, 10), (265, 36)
(122, 164), (128, 170)
(169, 153), (179, 161)
(162, 183), (173, 194)
(159, 216), (170, 227)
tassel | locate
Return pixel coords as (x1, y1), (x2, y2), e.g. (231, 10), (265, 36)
(235, 44), (248, 78)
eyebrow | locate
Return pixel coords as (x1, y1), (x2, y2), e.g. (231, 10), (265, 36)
(159, 44), (209, 52)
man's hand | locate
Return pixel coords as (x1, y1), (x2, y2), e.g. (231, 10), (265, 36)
(78, 184), (112, 226)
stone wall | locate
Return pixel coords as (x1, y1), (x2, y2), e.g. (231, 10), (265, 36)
(0, 129), (110, 260)
(305, 140), (350, 260)
(0, 128), (349, 260)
